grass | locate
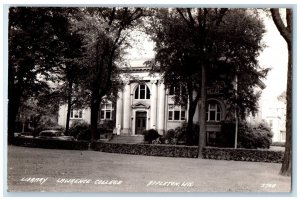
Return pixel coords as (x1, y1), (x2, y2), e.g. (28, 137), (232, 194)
(7, 145), (291, 193)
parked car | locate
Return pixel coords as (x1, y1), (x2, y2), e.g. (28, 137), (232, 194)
(37, 130), (75, 141)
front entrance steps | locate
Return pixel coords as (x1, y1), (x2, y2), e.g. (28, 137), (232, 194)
(107, 135), (145, 144)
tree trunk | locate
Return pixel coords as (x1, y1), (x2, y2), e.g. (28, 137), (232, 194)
(186, 101), (197, 145)
(8, 78), (23, 141)
(8, 96), (18, 139)
(280, 41), (292, 176)
(270, 8), (292, 176)
(198, 63), (207, 158)
(90, 93), (100, 143)
(65, 80), (73, 135)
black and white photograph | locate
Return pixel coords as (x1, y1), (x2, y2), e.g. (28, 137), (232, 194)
(2, 1), (296, 196)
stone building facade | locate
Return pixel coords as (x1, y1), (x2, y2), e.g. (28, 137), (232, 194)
(58, 65), (228, 142)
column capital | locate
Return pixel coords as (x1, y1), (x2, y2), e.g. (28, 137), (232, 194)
(158, 80), (164, 85)
(124, 80), (130, 85)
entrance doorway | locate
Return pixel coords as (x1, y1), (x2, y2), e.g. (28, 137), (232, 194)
(135, 111), (147, 134)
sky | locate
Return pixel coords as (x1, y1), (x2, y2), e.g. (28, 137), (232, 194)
(258, 12), (288, 106)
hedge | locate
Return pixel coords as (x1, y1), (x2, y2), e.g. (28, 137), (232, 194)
(202, 147), (283, 163)
(92, 142), (284, 163)
(93, 143), (198, 158)
(9, 137), (89, 150)
(8, 137), (284, 163)
(271, 142), (285, 147)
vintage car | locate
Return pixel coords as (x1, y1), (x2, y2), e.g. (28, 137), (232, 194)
(37, 130), (75, 141)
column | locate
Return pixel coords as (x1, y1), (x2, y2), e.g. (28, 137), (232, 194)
(150, 80), (158, 129)
(115, 90), (123, 133)
(122, 82), (131, 134)
(157, 80), (166, 135)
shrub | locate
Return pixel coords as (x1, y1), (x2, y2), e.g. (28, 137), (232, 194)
(163, 129), (176, 144)
(99, 120), (114, 132)
(69, 121), (91, 141)
(253, 123), (273, 148)
(238, 121), (273, 149)
(172, 123), (199, 145)
(143, 129), (160, 144)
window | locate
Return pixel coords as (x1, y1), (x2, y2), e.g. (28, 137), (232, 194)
(70, 109), (83, 119)
(169, 86), (176, 95)
(100, 103), (113, 120)
(206, 103), (221, 122)
(168, 86), (186, 96)
(280, 131), (286, 142)
(168, 104), (186, 121)
(135, 84), (150, 99)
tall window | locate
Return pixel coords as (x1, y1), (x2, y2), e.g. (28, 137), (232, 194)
(168, 104), (186, 121)
(100, 103), (113, 120)
(135, 84), (150, 99)
(206, 103), (221, 122)
(168, 86), (186, 96)
(169, 86), (176, 95)
(70, 109), (83, 119)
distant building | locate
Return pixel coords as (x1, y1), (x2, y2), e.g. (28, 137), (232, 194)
(248, 91), (286, 143)
(263, 104), (286, 143)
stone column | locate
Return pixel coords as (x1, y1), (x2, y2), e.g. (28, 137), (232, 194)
(122, 81), (131, 134)
(157, 80), (166, 135)
(115, 90), (123, 132)
(150, 80), (158, 129)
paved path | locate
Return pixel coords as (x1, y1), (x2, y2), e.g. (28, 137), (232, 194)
(7, 145), (291, 193)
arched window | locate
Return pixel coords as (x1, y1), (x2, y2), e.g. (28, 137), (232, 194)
(134, 84), (150, 99)
(206, 102), (221, 122)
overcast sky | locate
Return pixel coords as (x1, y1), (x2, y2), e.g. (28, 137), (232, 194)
(258, 14), (288, 109)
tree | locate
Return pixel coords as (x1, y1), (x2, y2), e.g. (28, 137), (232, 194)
(8, 8), (73, 140)
(145, 8), (202, 145)
(74, 8), (145, 142)
(270, 8), (292, 176)
(147, 8), (267, 157)
(56, 28), (86, 135)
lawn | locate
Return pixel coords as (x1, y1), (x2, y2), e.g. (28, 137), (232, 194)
(7, 145), (291, 193)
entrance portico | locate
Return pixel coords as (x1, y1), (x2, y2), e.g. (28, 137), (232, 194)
(131, 102), (150, 135)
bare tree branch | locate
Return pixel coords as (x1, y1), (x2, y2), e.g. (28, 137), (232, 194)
(270, 8), (291, 45)
(176, 8), (195, 29)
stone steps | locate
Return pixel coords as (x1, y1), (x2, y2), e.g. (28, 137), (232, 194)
(107, 135), (145, 144)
